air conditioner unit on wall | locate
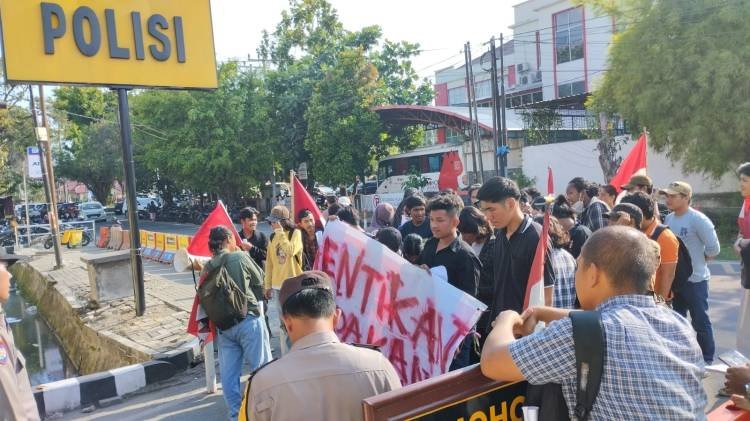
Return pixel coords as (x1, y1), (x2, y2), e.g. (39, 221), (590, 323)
(531, 71), (542, 83)
(517, 63), (531, 73)
(520, 76), (529, 85)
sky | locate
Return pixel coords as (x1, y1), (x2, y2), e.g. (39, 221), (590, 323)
(210, 0), (518, 80)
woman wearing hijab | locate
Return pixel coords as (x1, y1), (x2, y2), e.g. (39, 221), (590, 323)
(367, 203), (395, 235)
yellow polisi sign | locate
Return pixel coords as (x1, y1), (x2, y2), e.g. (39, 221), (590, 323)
(0, 0), (218, 89)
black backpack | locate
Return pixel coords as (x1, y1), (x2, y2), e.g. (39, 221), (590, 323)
(197, 254), (248, 330)
(524, 311), (606, 421)
(651, 225), (693, 292)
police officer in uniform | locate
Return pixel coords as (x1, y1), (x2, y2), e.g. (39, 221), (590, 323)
(0, 252), (40, 420)
(244, 271), (401, 421)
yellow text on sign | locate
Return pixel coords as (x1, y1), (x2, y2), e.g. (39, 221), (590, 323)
(0, 0), (217, 89)
(456, 396), (524, 421)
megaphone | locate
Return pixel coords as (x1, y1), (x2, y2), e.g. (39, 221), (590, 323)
(173, 248), (210, 272)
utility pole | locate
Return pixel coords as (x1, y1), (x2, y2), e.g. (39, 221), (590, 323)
(499, 34), (509, 177)
(467, 44), (485, 183)
(463, 43), (479, 185)
(38, 86), (61, 216)
(488, 37), (501, 176)
(28, 85), (63, 269)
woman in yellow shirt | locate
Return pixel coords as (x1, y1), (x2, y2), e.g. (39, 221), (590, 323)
(264, 205), (303, 354)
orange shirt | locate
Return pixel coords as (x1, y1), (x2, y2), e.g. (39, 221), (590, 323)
(645, 219), (679, 294)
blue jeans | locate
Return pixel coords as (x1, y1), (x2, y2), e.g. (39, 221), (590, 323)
(216, 314), (272, 419)
(673, 280), (715, 363)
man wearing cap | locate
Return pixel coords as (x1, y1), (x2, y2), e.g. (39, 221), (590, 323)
(661, 181), (720, 363)
(245, 271), (401, 421)
(604, 203), (643, 229)
(621, 173), (664, 219)
(0, 253), (40, 420)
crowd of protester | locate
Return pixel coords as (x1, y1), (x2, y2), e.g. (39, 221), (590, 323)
(76, 164), (748, 421)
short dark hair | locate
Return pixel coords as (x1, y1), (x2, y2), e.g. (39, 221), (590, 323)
(337, 206), (360, 227)
(376, 227), (402, 253)
(519, 190), (530, 205)
(239, 207), (259, 221)
(327, 203), (341, 216)
(326, 196), (337, 205)
(208, 225), (233, 255)
(584, 182), (599, 200)
(457, 206), (492, 241)
(523, 187), (541, 200)
(297, 209), (313, 221)
(426, 194), (463, 216)
(601, 184), (617, 197)
(476, 177), (520, 203)
(534, 215), (569, 249)
(580, 226), (659, 294)
(738, 162), (750, 178)
(404, 195), (427, 210)
(281, 287), (336, 318)
(568, 177), (586, 193)
(402, 233), (424, 259)
(620, 191), (655, 220)
(608, 203), (643, 228)
(552, 195), (576, 219)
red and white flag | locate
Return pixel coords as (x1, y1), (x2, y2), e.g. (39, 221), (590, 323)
(610, 132), (648, 193)
(523, 210), (550, 310)
(291, 174), (325, 230)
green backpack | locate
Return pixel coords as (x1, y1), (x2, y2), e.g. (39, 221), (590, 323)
(197, 254), (248, 331)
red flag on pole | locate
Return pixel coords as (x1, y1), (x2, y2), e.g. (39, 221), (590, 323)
(547, 166), (554, 195)
(186, 200), (242, 258)
(523, 210), (550, 310)
(292, 175), (325, 230)
(610, 133), (648, 193)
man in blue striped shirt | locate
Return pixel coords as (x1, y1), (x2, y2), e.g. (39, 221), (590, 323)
(480, 226), (706, 420)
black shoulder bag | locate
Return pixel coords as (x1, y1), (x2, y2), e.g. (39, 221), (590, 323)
(524, 311), (606, 421)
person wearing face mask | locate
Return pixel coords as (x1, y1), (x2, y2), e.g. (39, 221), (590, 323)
(0, 252), (40, 420)
(565, 177), (586, 215)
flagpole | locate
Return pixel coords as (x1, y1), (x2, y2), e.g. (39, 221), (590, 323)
(290, 170), (295, 220)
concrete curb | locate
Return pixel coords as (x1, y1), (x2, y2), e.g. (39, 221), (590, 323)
(33, 339), (200, 417)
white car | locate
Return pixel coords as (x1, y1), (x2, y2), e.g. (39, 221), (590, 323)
(78, 201), (106, 222)
(122, 196), (162, 214)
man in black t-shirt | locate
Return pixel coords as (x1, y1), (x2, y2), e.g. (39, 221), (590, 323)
(238, 207), (268, 269)
(418, 194), (480, 370)
(399, 195), (432, 240)
(476, 177), (555, 336)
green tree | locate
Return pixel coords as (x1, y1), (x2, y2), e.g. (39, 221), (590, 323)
(55, 120), (122, 204)
(305, 48), (384, 185)
(584, 0), (750, 177)
(0, 64), (38, 196)
(261, 0), (432, 185)
(131, 63), (274, 201)
(52, 87), (116, 140)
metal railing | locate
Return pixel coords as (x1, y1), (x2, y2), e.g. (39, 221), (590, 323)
(11, 220), (97, 249)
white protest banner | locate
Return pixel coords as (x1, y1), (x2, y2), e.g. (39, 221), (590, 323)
(314, 220), (486, 385)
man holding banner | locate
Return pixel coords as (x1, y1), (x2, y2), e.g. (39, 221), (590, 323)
(418, 194), (480, 369)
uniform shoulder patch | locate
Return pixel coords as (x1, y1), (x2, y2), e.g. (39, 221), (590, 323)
(349, 343), (382, 352)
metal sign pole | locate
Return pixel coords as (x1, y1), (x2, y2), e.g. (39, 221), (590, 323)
(115, 88), (146, 316)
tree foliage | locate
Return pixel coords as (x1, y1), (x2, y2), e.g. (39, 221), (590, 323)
(55, 120), (122, 204)
(131, 63), (274, 202)
(584, 0), (750, 177)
